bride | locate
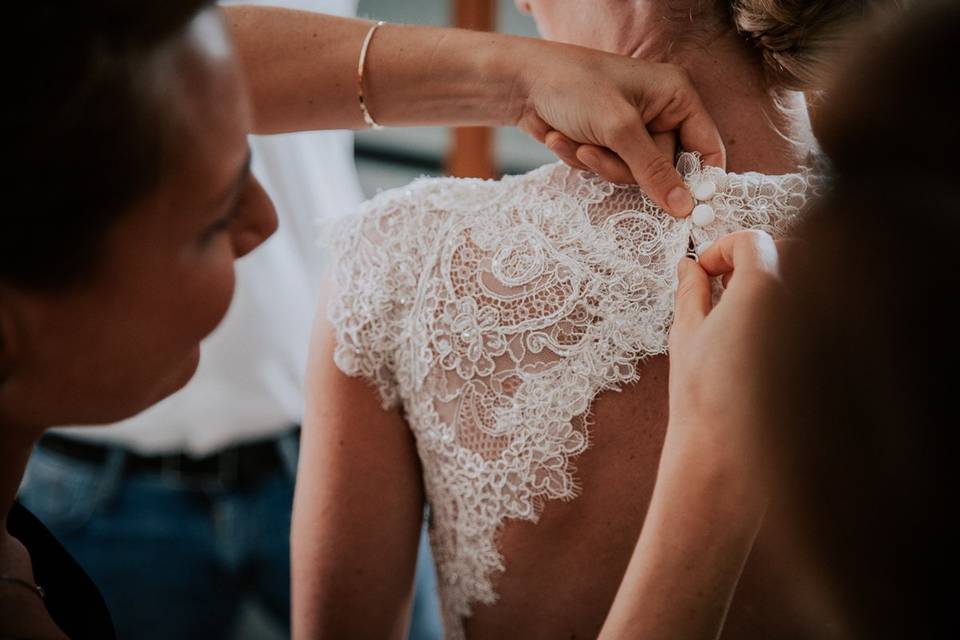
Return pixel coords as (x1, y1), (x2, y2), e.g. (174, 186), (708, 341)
(293, 1), (873, 637)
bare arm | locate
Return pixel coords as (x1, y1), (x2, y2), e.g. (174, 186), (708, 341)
(292, 300), (424, 639)
(600, 231), (783, 639)
(223, 5), (725, 216)
(598, 438), (765, 639)
(224, 7), (518, 134)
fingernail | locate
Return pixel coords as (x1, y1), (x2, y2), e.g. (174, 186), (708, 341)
(677, 258), (690, 278)
(667, 186), (694, 216)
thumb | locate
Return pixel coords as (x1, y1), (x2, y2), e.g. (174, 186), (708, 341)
(670, 258), (712, 347)
(609, 127), (694, 217)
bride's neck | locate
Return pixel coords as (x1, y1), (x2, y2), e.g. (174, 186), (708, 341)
(625, 24), (814, 174)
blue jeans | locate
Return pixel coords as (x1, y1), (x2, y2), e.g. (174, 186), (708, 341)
(18, 438), (443, 640)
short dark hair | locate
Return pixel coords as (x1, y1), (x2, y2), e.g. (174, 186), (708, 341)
(2, 0), (216, 290)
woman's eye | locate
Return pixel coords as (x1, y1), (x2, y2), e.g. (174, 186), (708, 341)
(200, 217), (233, 245)
(201, 180), (249, 245)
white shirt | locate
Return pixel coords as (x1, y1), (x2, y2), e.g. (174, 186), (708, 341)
(59, 0), (364, 455)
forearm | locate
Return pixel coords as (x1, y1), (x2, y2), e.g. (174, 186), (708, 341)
(599, 433), (766, 640)
(224, 5), (527, 133)
(602, 232), (788, 638)
(223, 4), (726, 211)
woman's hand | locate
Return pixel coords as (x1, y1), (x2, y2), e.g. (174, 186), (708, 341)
(225, 7), (723, 217)
(517, 50), (724, 216)
(667, 230), (786, 460)
(599, 231), (787, 640)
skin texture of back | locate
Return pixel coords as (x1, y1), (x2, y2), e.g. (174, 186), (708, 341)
(466, 360), (823, 639)
(465, 355), (670, 639)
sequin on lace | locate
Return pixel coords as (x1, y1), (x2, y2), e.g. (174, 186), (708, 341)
(321, 153), (822, 638)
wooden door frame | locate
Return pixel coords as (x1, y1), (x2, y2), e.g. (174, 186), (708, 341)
(446, 0), (497, 178)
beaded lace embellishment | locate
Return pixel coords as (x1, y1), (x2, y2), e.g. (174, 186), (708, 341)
(322, 153), (821, 638)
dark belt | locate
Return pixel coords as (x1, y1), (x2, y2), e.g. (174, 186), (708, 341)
(38, 428), (299, 489)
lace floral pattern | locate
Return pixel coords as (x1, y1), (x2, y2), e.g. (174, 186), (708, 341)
(322, 154), (822, 638)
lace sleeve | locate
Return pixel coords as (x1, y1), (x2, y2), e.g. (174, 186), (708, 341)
(319, 189), (426, 409)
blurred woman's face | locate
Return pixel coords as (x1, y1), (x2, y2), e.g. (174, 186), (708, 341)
(0, 9), (277, 430)
(515, 0), (622, 49)
(516, 1), (722, 55)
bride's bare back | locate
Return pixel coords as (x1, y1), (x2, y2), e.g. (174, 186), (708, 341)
(466, 355), (670, 639)
(304, 157), (819, 638)
(468, 355), (823, 639)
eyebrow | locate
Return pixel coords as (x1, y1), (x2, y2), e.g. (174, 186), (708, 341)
(210, 148), (253, 212)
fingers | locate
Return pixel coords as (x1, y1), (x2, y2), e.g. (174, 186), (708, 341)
(773, 238), (808, 272)
(652, 131), (677, 162)
(647, 68), (726, 170)
(519, 51), (725, 215)
(720, 270), (733, 290)
(576, 144), (633, 183)
(669, 257), (712, 346)
(517, 111), (551, 144)
(679, 109), (726, 169)
(573, 131), (678, 185)
(545, 131), (591, 171)
(697, 230), (780, 280)
(606, 123), (694, 218)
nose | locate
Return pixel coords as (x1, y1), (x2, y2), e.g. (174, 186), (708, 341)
(233, 178), (278, 259)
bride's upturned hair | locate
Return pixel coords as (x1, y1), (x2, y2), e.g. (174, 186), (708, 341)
(727, 0), (898, 90)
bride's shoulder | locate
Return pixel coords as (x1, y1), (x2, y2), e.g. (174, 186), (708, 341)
(361, 162), (573, 219)
(321, 161), (612, 257)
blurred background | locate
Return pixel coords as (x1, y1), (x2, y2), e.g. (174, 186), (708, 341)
(353, 0), (554, 196)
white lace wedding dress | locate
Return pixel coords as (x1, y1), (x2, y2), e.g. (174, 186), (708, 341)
(321, 153), (821, 638)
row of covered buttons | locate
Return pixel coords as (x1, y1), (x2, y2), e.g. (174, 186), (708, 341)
(690, 178), (717, 227)
(690, 178), (718, 256)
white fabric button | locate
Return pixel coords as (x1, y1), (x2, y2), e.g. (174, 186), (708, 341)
(691, 203), (716, 227)
(692, 180), (717, 201)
